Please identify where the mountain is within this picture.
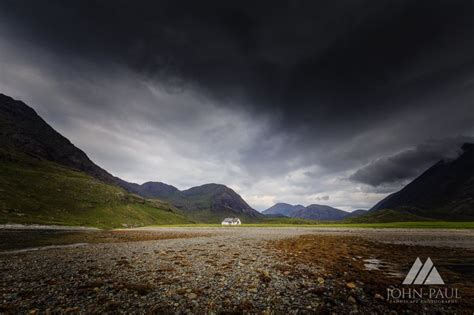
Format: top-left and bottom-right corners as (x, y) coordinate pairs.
(368, 143), (474, 221)
(344, 209), (368, 218)
(0, 159), (192, 228)
(181, 184), (257, 216)
(291, 204), (350, 221)
(263, 202), (366, 221)
(0, 94), (123, 186)
(124, 182), (263, 223)
(347, 209), (432, 223)
(125, 181), (180, 199)
(0, 93), (190, 227)
(0, 93), (261, 225)
(262, 203), (305, 216)
(1, 103), (195, 228)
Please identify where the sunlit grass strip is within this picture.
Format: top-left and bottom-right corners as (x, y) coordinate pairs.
(143, 221), (474, 229)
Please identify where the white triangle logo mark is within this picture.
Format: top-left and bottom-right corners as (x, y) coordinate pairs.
(424, 266), (445, 285)
(402, 257), (445, 285)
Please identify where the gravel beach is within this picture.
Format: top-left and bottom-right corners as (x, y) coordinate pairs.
(0, 227), (473, 314)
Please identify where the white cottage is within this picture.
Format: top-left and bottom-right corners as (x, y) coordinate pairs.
(221, 217), (241, 225)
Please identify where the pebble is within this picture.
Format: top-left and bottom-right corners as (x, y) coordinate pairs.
(374, 293), (384, 300)
(186, 293), (197, 300)
(346, 282), (357, 289)
(0, 227), (464, 314)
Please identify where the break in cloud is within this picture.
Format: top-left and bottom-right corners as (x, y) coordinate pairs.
(0, 1), (474, 210)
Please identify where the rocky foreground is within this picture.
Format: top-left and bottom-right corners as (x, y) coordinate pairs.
(0, 227), (473, 314)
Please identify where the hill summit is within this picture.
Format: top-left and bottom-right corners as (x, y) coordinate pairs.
(369, 143), (474, 220)
(263, 202), (366, 221)
(0, 93), (261, 224)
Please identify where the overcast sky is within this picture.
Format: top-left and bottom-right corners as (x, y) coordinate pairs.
(1, 1), (474, 211)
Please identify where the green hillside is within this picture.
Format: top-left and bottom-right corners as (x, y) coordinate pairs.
(344, 209), (433, 223)
(178, 208), (263, 224)
(127, 182), (264, 223)
(0, 154), (190, 228)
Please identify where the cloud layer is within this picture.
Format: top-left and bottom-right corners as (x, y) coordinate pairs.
(0, 1), (473, 210)
(350, 137), (474, 186)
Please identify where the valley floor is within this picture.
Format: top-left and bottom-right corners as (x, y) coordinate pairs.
(0, 227), (473, 314)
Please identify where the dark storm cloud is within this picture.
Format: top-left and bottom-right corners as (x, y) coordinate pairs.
(1, 0), (474, 129)
(349, 137), (474, 186)
(1, 0), (474, 209)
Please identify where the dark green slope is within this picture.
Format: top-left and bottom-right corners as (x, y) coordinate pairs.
(262, 203), (367, 221)
(179, 183), (263, 222)
(0, 93), (260, 225)
(125, 182), (264, 223)
(0, 93), (189, 227)
(0, 156), (190, 228)
(367, 143), (474, 221)
(291, 204), (350, 221)
(0, 93), (122, 186)
(346, 209), (433, 223)
(262, 203), (305, 216)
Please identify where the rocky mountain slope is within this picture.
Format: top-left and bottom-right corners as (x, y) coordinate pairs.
(344, 209), (368, 218)
(262, 203), (365, 221)
(291, 204), (351, 221)
(0, 93), (261, 225)
(122, 182), (263, 222)
(262, 203), (305, 216)
(123, 181), (180, 199)
(0, 94), (120, 185)
(369, 143), (474, 220)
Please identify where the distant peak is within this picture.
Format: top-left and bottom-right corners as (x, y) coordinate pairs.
(142, 181), (174, 187)
(182, 183), (234, 195)
(307, 203), (324, 207)
(199, 183), (227, 188)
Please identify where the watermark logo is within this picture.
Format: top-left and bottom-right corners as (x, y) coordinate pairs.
(387, 257), (460, 304)
(402, 257), (444, 285)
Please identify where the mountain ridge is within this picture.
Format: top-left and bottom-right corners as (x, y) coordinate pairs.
(262, 202), (367, 221)
(369, 143), (474, 220)
(126, 182), (262, 221)
(0, 93), (122, 186)
(0, 93), (262, 223)
(262, 203), (305, 216)
(293, 204), (351, 221)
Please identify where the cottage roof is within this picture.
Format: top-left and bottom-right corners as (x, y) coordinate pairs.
(222, 217), (240, 223)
